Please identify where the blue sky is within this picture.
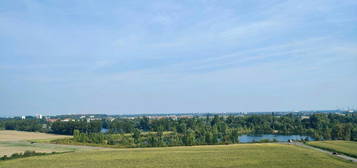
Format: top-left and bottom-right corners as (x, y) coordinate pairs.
(1, 0), (356, 116)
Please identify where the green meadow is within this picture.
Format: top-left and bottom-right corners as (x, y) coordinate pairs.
(0, 143), (355, 168)
(307, 141), (357, 158)
(0, 130), (101, 158)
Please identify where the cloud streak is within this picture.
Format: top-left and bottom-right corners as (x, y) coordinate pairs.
(0, 0), (356, 116)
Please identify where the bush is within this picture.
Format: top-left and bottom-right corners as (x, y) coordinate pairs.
(0, 151), (65, 161)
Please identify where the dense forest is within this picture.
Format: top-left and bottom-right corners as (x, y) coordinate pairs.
(1, 113), (357, 147)
(0, 118), (48, 132)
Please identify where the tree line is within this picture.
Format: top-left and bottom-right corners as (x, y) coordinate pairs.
(1, 113), (357, 147)
(0, 150), (67, 161)
(103, 113), (357, 141)
(66, 126), (240, 147)
(0, 118), (48, 132)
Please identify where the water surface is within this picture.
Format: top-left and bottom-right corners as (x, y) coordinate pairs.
(239, 134), (314, 143)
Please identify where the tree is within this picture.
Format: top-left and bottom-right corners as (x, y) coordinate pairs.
(132, 128), (141, 144)
(230, 128), (239, 143)
(139, 117), (150, 131)
(183, 129), (195, 146)
(205, 131), (213, 144)
(351, 127), (357, 141)
(73, 129), (80, 141)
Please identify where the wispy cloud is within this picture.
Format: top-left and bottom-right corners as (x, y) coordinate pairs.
(0, 0), (356, 115)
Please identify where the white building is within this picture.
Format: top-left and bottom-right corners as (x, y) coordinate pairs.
(36, 114), (43, 119)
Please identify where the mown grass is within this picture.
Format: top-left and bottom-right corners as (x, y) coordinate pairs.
(0, 130), (70, 141)
(307, 141), (357, 158)
(0, 143), (355, 168)
(0, 141), (80, 157)
(0, 130), (92, 157)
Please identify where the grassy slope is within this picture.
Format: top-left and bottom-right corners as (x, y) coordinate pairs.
(0, 141), (100, 157)
(0, 130), (87, 157)
(0, 130), (70, 141)
(307, 141), (357, 158)
(0, 141), (71, 156)
(0, 143), (355, 168)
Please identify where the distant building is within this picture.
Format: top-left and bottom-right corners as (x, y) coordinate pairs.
(178, 115), (193, 119)
(47, 118), (58, 122)
(169, 115), (178, 120)
(301, 116), (309, 120)
(36, 114), (43, 119)
(21, 116), (26, 120)
(62, 118), (73, 122)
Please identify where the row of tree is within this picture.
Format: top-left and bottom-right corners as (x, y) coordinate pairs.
(65, 113), (357, 147)
(102, 113), (357, 141)
(71, 126), (240, 147)
(1, 113), (357, 142)
(0, 150), (62, 161)
(0, 118), (48, 132)
(51, 120), (101, 135)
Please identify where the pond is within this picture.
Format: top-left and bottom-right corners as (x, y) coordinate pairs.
(239, 134), (314, 143)
(100, 128), (109, 133)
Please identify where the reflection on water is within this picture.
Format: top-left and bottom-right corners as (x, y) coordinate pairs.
(239, 134), (314, 143)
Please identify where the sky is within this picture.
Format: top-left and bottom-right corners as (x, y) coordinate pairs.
(0, 0), (357, 117)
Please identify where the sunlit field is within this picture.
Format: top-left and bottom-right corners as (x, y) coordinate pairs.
(307, 141), (357, 158)
(0, 130), (70, 141)
(0, 130), (84, 157)
(1, 143), (355, 168)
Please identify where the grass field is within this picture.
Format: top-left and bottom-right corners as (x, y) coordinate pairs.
(0, 130), (92, 157)
(307, 141), (357, 158)
(0, 143), (356, 168)
(0, 130), (70, 141)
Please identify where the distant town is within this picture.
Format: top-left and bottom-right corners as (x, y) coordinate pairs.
(4, 109), (356, 123)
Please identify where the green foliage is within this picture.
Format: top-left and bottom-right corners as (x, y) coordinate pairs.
(132, 128), (141, 144)
(0, 150), (66, 161)
(65, 113), (357, 148)
(2, 112), (357, 148)
(2, 119), (47, 132)
(252, 139), (278, 143)
(51, 120), (101, 135)
(0, 120), (5, 130)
